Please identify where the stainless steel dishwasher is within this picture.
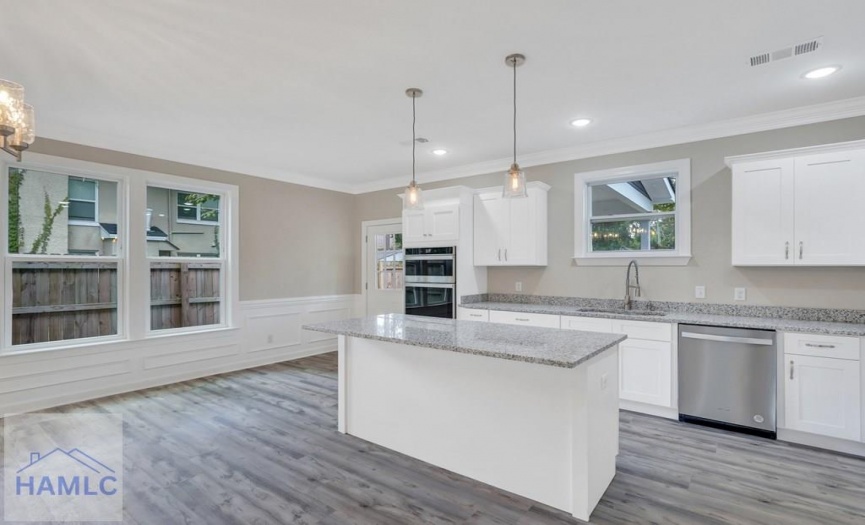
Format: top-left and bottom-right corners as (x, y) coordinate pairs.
(678, 324), (777, 438)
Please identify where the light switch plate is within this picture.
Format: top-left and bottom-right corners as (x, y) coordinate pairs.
(734, 287), (747, 301)
(695, 286), (706, 299)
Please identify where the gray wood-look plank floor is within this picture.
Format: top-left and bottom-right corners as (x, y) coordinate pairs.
(5, 352), (865, 524)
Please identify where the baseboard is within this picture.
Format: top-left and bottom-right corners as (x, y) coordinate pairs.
(619, 400), (678, 420)
(777, 428), (865, 457)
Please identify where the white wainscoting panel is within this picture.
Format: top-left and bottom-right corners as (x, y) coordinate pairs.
(0, 294), (358, 417)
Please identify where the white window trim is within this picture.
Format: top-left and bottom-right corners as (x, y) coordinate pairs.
(574, 158), (692, 266)
(0, 153), (239, 355)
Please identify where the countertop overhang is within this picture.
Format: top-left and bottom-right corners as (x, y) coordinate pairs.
(304, 314), (626, 368)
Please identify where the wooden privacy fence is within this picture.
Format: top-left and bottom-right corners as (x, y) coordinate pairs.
(150, 262), (221, 330)
(11, 261), (118, 345)
(10, 261), (221, 345)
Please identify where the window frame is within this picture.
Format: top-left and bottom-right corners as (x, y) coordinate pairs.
(147, 180), (230, 336)
(0, 153), (239, 355)
(67, 177), (100, 226)
(574, 158), (692, 266)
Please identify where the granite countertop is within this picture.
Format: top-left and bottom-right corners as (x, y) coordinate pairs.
(460, 301), (865, 336)
(303, 314), (626, 369)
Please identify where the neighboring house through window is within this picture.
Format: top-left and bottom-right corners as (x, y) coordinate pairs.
(177, 191), (219, 224)
(68, 177), (98, 223)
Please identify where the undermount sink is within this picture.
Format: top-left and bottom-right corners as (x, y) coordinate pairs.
(575, 308), (666, 317)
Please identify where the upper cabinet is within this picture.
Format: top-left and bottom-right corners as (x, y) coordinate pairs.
(403, 204), (460, 246)
(473, 182), (549, 266)
(728, 141), (865, 266)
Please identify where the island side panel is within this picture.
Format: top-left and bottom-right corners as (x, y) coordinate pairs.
(342, 336), (582, 513)
(338, 334), (347, 433)
(570, 346), (620, 521)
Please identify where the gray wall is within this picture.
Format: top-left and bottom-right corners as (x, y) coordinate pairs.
(355, 116), (865, 309)
(30, 138), (357, 301)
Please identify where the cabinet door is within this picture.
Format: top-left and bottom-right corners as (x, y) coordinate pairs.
(794, 150), (865, 265)
(618, 339), (673, 407)
(785, 354), (861, 440)
(504, 195), (535, 265)
(731, 159), (795, 265)
(403, 209), (426, 245)
(427, 205), (459, 243)
(473, 193), (507, 266)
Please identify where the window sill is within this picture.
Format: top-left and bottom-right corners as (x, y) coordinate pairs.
(68, 220), (100, 227)
(573, 254), (692, 266)
(176, 219), (219, 226)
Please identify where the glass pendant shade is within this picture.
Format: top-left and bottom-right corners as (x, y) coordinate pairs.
(502, 163), (527, 198)
(0, 79), (25, 132)
(9, 104), (35, 150)
(404, 180), (424, 210)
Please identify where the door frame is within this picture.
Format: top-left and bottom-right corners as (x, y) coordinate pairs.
(360, 218), (402, 316)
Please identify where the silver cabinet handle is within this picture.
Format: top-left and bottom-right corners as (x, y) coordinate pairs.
(790, 360), (794, 380)
(504, 248), (508, 261)
(805, 343), (836, 349)
(515, 317), (530, 322)
(497, 248), (501, 261)
(799, 241), (803, 259)
(470, 313), (482, 317)
(785, 241), (789, 260)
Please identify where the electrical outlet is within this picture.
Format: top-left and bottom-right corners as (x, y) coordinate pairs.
(600, 373), (608, 390)
(734, 287), (747, 301)
(515, 281), (522, 292)
(267, 334), (274, 344)
(695, 285), (706, 299)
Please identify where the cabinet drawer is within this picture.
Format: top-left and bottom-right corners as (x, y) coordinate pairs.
(561, 315), (613, 333)
(458, 308), (489, 322)
(610, 319), (672, 342)
(489, 310), (560, 329)
(784, 333), (860, 360)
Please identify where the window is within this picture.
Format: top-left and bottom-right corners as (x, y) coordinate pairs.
(2, 158), (238, 353)
(5, 167), (120, 346)
(574, 159), (691, 265)
(149, 186), (225, 331)
(374, 233), (403, 290)
(177, 191), (219, 223)
(68, 178), (98, 223)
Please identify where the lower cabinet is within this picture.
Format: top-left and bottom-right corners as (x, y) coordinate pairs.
(562, 316), (674, 411)
(784, 333), (861, 441)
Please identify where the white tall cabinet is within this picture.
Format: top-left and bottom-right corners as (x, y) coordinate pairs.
(728, 140), (865, 266)
(473, 182), (550, 266)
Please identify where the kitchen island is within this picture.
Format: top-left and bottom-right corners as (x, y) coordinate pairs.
(304, 314), (626, 521)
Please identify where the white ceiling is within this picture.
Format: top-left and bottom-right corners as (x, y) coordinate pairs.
(3, 1), (865, 193)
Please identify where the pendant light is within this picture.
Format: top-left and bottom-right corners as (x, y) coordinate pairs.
(403, 88), (424, 210)
(503, 53), (528, 198)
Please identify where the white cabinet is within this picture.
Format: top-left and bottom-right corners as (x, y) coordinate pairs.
(403, 204), (459, 247)
(784, 333), (861, 441)
(729, 142), (865, 266)
(560, 315), (613, 333)
(458, 307), (489, 322)
(488, 310), (560, 329)
(473, 182), (549, 266)
(611, 319), (673, 408)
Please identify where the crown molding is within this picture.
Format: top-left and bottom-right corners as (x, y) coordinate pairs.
(724, 138), (865, 167)
(37, 95), (865, 196)
(350, 95), (865, 194)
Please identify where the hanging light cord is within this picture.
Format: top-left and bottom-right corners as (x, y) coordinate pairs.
(412, 92), (417, 184)
(512, 57), (517, 165)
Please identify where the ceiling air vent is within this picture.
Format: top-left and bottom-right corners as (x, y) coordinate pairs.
(749, 36), (823, 67)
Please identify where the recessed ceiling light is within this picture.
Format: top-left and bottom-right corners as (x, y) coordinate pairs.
(570, 118), (592, 127)
(431, 149), (447, 156)
(803, 66), (841, 79)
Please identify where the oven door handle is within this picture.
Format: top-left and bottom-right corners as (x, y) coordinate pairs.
(406, 283), (454, 289)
